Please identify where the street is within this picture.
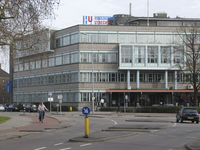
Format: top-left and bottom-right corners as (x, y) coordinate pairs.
(0, 111), (200, 150)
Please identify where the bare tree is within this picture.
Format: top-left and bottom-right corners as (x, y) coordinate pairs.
(0, 0), (59, 52)
(175, 22), (200, 106)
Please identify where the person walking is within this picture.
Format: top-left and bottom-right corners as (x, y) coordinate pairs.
(100, 98), (104, 107)
(38, 102), (49, 122)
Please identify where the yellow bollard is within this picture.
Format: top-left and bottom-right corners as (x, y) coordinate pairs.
(57, 107), (59, 113)
(70, 107), (72, 111)
(85, 117), (89, 138)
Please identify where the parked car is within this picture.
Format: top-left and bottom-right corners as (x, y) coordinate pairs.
(176, 107), (199, 124)
(164, 104), (175, 106)
(7, 105), (20, 112)
(0, 104), (5, 112)
(25, 104), (37, 112)
(2, 104), (9, 111)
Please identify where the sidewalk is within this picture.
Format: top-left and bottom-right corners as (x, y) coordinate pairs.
(0, 111), (199, 150)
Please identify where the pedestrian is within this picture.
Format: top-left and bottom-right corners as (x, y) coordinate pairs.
(104, 98), (107, 107)
(147, 98), (150, 106)
(100, 98), (104, 107)
(94, 100), (97, 111)
(38, 102), (48, 122)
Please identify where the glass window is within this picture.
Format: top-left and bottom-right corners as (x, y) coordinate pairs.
(99, 34), (108, 43)
(108, 34), (117, 43)
(80, 73), (88, 82)
(41, 76), (48, 85)
(63, 36), (70, 46)
(81, 53), (88, 62)
(148, 46), (158, 63)
(71, 34), (78, 44)
(134, 46), (145, 64)
(110, 73), (116, 82)
(108, 53), (117, 62)
(71, 53), (78, 63)
(36, 60), (41, 69)
(48, 75), (54, 84)
(55, 74), (61, 84)
(19, 63), (23, 71)
(130, 73), (135, 82)
(148, 73), (153, 82)
(173, 46), (183, 63)
(140, 73), (145, 82)
(82, 93), (88, 102)
(121, 46), (132, 63)
(30, 61), (35, 70)
(24, 62), (29, 71)
(55, 55), (62, 66)
(161, 46), (171, 64)
(70, 73), (78, 82)
(119, 73), (126, 82)
(42, 58), (48, 68)
(14, 64), (18, 72)
(49, 57), (55, 67)
(99, 53), (108, 62)
(63, 54), (70, 64)
(63, 73), (70, 83)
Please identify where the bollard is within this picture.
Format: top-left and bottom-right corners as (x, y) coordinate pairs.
(57, 107), (59, 113)
(70, 107), (72, 111)
(85, 116), (89, 138)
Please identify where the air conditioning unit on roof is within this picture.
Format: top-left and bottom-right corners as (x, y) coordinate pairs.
(187, 85), (193, 90)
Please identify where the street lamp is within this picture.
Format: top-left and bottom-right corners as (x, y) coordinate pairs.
(82, 33), (94, 114)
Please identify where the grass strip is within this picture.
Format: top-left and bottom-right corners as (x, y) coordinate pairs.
(0, 116), (11, 124)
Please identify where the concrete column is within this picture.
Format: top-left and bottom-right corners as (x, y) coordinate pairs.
(174, 70), (177, 90)
(127, 70), (131, 90)
(137, 70), (140, 89)
(165, 70), (168, 89)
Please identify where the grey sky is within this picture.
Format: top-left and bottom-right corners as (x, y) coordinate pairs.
(1, 0), (200, 73)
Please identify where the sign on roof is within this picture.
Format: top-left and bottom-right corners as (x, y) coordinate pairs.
(83, 16), (115, 25)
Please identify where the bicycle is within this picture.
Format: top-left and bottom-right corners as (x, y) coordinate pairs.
(39, 110), (44, 123)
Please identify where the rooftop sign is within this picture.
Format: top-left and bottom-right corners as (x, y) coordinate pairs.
(83, 16), (115, 25)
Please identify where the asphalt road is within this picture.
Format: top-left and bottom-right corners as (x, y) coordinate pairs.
(0, 113), (200, 150)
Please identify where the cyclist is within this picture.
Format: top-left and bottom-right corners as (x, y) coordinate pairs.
(38, 102), (49, 122)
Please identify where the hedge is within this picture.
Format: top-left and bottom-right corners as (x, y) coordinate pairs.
(99, 106), (200, 113)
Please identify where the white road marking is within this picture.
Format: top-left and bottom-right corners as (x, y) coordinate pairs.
(173, 123), (176, 127)
(80, 143), (92, 147)
(59, 148), (71, 150)
(106, 118), (117, 125)
(150, 130), (158, 132)
(54, 143), (63, 146)
(34, 147), (46, 150)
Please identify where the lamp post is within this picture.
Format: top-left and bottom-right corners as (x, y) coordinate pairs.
(82, 33), (94, 114)
(91, 34), (94, 114)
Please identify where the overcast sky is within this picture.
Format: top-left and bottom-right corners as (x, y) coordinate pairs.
(1, 0), (200, 73)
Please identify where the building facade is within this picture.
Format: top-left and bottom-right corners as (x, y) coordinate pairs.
(0, 64), (9, 104)
(12, 13), (200, 110)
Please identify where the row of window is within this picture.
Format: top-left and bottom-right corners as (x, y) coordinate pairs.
(120, 45), (183, 67)
(13, 71), (197, 88)
(14, 52), (118, 72)
(13, 92), (109, 103)
(55, 31), (200, 48)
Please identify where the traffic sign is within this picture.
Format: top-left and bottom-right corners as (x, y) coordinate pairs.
(82, 107), (90, 116)
(92, 97), (95, 100)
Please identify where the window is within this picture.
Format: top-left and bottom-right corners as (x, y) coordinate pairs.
(63, 54), (70, 64)
(63, 36), (70, 46)
(130, 73), (135, 82)
(109, 73), (117, 82)
(63, 73), (70, 83)
(173, 46), (183, 63)
(81, 53), (88, 62)
(80, 73), (88, 82)
(148, 46), (158, 63)
(119, 73), (126, 82)
(48, 75), (54, 84)
(135, 46), (145, 64)
(55, 55), (62, 66)
(49, 57), (55, 67)
(161, 46), (171, 63)
(24, 62), (29, 71)
(140, 73), (145, 82)
(42, 58), (48, 68)
(121, 46), (132, 63)
(148, 73), (153, 82)
(71, 53), (78, 63)
(36, 60), (41, 69)
(55, 74), (62, 84)
(30, 61), (35, 70)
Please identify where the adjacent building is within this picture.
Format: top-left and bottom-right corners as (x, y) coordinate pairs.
(0, 64), (9, 104)
(12, 12), (200, 110)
